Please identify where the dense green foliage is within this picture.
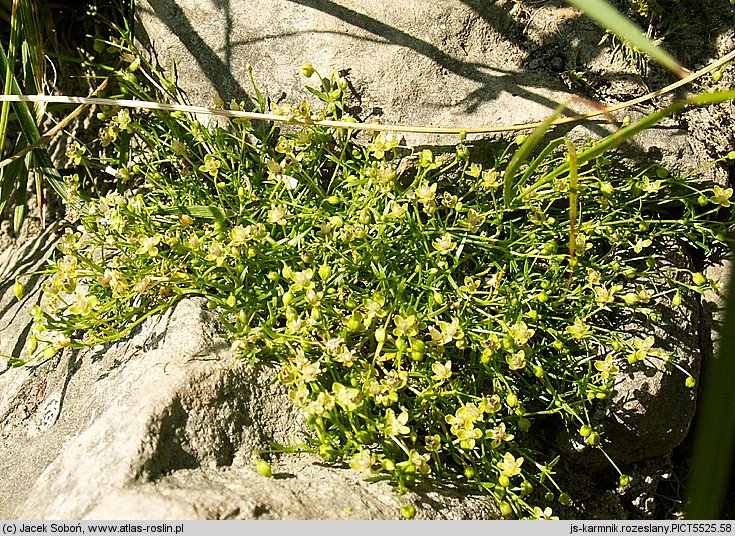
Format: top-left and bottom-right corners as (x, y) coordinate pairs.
(8, 31), (733, 519)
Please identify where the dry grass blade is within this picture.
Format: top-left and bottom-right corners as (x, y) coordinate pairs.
(0, 47), (731, 138)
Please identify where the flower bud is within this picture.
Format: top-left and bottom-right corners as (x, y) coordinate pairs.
(13, 282), (24, 301)
(692, 272), (707, 286)
(255, 459), (273, 478)
(374, 327), (387, 343)
(301, 63), (316, 77)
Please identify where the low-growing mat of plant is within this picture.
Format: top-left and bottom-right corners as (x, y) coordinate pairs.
(7, 33), (735, 520)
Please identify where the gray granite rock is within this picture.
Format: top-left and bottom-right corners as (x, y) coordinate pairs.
(0, 283), (497, 520)
(134, 0), (694, 158)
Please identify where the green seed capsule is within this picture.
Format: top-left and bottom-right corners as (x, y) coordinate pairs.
(255, 459), (273, 478)
(375, 327), (387, 343)
(347, 314), (362, 332)
(13, 282), (24, 301)
(692, 272), (707, 286)
(27, 335), (37, 355)
(401, 505), (416, 520)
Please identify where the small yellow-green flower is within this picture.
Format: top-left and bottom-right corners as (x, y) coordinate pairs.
(433, 233), (456, 255)
(137, 234), (161, 257)
(367, 132), (399, 160)
(68, 290), (98, 317)
(431, 360), (452, 382)
(711, 185), (733, 207)
(349, 450), (375, 475)
(113, 109), (132, 131)
(632, 238), (652, 253)
(532, 506), (559, 520)
(594, 355), (619, 380)
(480, 170), (501, 189)
(65, 142), (87, 165)
(384, 409), (410, 436)
(268, 204), (289, 226)
(393, 314), (419, 338)
(627, 335), (655, 363)
(480, 394), (502, 414)
(291, 268), (315, 292)
(508, 320), (535, 347)
(333, 382), (361, 411)
(416, 182), (437, 204)
(199, 154), (222, 177)
(466, 162), (482, 178)
(506, 349), (527, 371)
(497, 452), (524, 477)
(486, 422), (515, 448)
(566, 317), (590, 339)
(409, 449), (431, 474)
(425, 434), (442, 452)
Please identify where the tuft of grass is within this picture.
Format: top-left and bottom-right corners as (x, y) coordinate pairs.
(0, 0), (50, 233)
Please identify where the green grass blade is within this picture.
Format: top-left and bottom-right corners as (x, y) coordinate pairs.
(13, 186), (26, 234)
(520, 137), (565, 186)
(563, 139), (578, 290)
(523, 88), (735, 199)
(0, 0), (20, 161)
(565, 0), (686, 78)
(0, 40), (71, 208)
(20, 0), (45, 100)
(155, 205), (235, 220)
(685, 254), (735, 519)
(503, 103), (566, 206)
(0, 137), (27, 215)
